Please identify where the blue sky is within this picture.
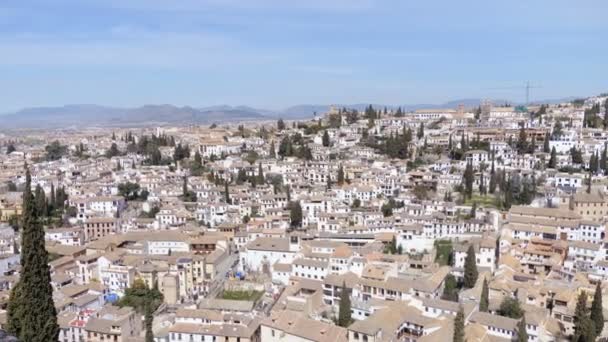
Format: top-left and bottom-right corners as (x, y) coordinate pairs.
(1, 0), (607, 112)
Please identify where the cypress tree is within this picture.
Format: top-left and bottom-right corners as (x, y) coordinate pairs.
(7, 170), (59, 341)
(224, 181), (231, 204)
(34, 184), (46, 217)
(269, 140), (276, 158)
(517, 316), (528, 342)
(604, 99), (608, 129)
(453, 307), (465, 342)
(548, 147), (557, 169)
(289, 201), (302, 228)
(591, 282), (604, 335)
(337, 165), (345, 185)
(573, 291), (596, 342)
(322, 130), (330, 147)
(479, 278), (489, 312)
(338, 282), (352, 327)
(463, 161), (474, 200)
(50, 183), (56, 212)
(257, 163), (265, 184)
(145, 301), (154, 342)
(516, 127), (528, 155)
(543, 132), (550, 153)
(417, 122), (424, 139)
(463, 245), (478, 288)
(601, 144), (607, 175)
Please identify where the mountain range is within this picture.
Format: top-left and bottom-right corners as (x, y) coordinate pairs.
(0, 97), (578, 129)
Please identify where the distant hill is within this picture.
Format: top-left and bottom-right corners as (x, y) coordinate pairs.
(0, 104), (269, 129)
(0, 97), (581, 129)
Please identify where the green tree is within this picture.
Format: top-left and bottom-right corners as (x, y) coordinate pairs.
(257, 163), (265, 184)
(463, 161), (474, 200)
(548, 147), (557, 169)
(517, 316), (528, 342)
(417, 122), (425, 140)
(463, 245), (478, 288)
(499, 297), (524, 319)
(337, 165), (345, 185)
(106, 142), (120, 158)
(543, 132), (550, 153)
(289, 201), (302, 228)
(442, 274), (459, 302)
(453, 307), (465, 342)
(6, 143), (16, 154)
(574, 291), (596, 342)
(322, 130), (330, 147)
(224, 181), (231, 204)
(337, 282), (352, 327)
(190, 151), (203, 176)
(516, 127), (528, 155)
(381, 202), (393, 217)
(145, 301), (154, 342)
(591, 283), (604, 336)
(604, 99), (608, 129)
(6, 170), (59, 341)
(118, 278), (164, 313)
(479, 278), (489, 312)
(44, 140), (68, 161)
(277, 118), (286, 131)
(489, 168), (497, 194)
(269, 140), (276, 158)
(118, 182), (142, 201)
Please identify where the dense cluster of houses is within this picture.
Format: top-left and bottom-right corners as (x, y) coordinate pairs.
(0, 95), (607, 341)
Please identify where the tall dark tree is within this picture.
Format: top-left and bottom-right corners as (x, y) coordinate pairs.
(417, 122), (425, 140)
(480, 277), (489, 312)
(453, 307), (465, 342)
(190, 151), (203, 176)
(478, 172), (486, 195)
(338, 282), (352, 327)
(34, 184), (47, 217)
(543, 132), (550, 153)
(489, 155), (497, 194)
(442, 274), (459, 302)
(573, 291), (596, 342)
(6, 143), (16, 154)
(337, 165), (345, 185)
(591, 282), (604, 335)
(277, 118), (286, 131)
(224, 180), (231, 204)
(145, 301), (154, 342)
(289, 201), (302, 228)
(322, 130), (330, 147)
(463, 161), (474, 200)
(106, 142), (120, 158)
(269, 140), (276, 158)
(601, 144), (607, 174)
(7, 170), (59, 341)
(257, 163), (265, 184)
(604, 99), (608, 129)
(548, 147), (557, 169)
(463, 245), (478, 288)
(516, 127), (528, 155)
(517, 316), (528, 342)
(49, 183), (56, 213)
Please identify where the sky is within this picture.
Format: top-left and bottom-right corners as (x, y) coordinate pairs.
(1, 0), (607, 112)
